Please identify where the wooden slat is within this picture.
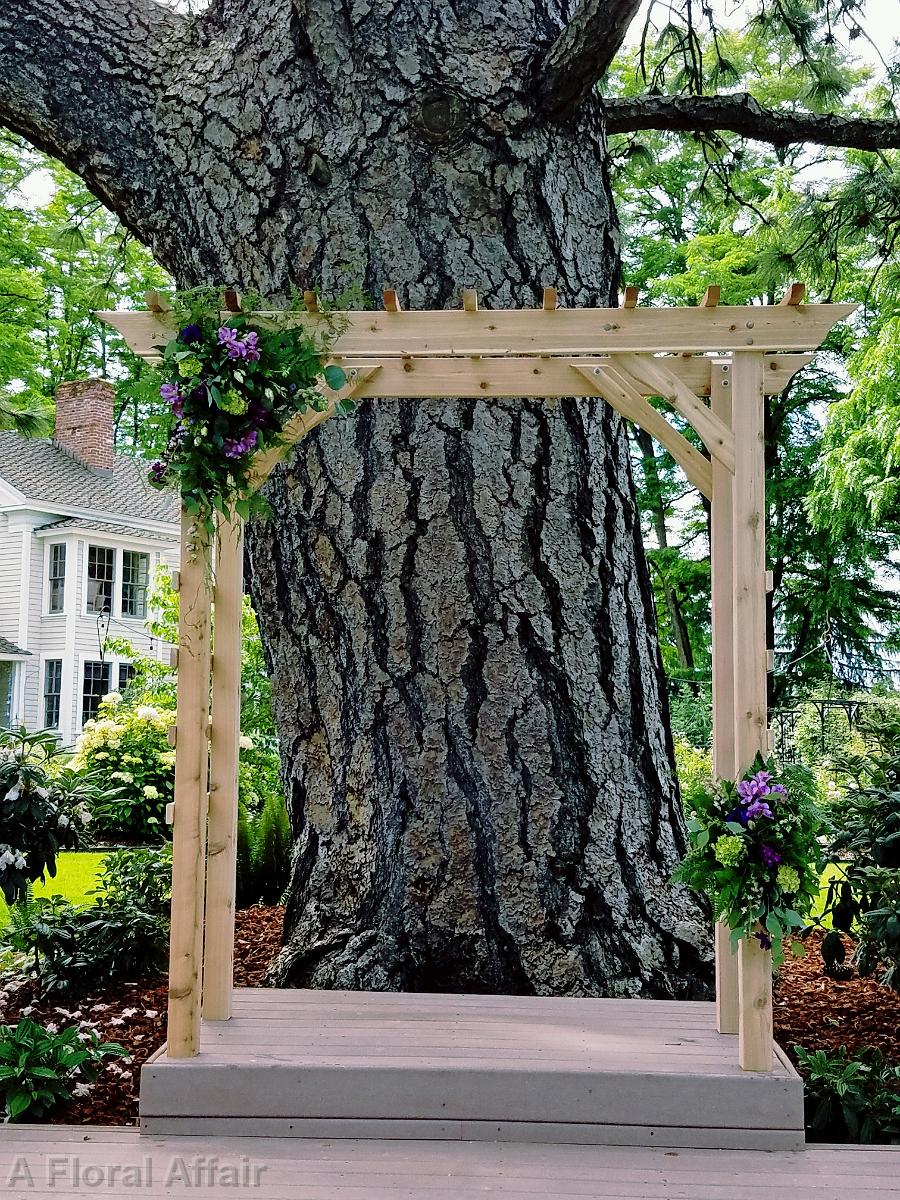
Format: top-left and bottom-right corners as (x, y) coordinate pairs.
(203, 513), (244, 1021)
(574, 363), (713, 498)
(622, 286), (639, 309)
(780, 282), (806, 306)
(383, 288), (400, 311)
(700, 286), (721, 308)
(462, 288), (479, 312)
(166, 510), (212, 1058)
(613, 353), (735, 472)
(96, 304), (856, 359)
(542, 286), (558, 310)
(710, 357), (739, 1036)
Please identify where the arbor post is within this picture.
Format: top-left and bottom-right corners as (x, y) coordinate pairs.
(203, 514), (244, 1021)
(710, 357), (739, 1034)
(730, 353), (773, 1072)
(167, 510), (213, 1058)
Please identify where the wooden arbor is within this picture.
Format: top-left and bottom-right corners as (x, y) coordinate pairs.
(99, 289), (853, 1072)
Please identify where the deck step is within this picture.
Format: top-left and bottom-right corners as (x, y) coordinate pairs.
(139, 991), (805, 1150)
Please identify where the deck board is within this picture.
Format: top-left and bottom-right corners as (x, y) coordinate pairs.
(139, 991), (805, 1148)
(1, 1128), (898, 1197)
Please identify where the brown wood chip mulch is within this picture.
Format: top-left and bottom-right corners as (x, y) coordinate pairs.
(0, 904), (284, 1127)
(2, 915), (898, 1127)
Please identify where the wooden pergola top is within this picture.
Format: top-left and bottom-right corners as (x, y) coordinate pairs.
(98, 299), (855, 361)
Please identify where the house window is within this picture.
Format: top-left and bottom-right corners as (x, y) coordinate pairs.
(44, 660), (63, 728)
(121, 551), (150, 618)
(118, 662), (135, 693)
(0, 662), (15, 729)
(86, 546), (115, 614)
(81, 661), (111, 725)
(48, 544), (67, 614)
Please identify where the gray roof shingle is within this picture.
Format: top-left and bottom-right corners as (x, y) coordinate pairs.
(0, 433), (178, 526)
(0, 636), (29, 657)
(38, 518), (179, 543)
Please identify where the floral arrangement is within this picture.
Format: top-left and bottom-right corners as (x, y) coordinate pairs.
(147, 289), (347, 535)
(674, 754), (823, 963)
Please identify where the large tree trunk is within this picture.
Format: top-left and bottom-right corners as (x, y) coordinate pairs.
(1, 0), (711, 997)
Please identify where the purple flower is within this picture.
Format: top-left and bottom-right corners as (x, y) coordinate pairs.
(218, 326), (244, 359)
(160, 383), (181, 403)
(223, 429), (259, 458)
(149, 461), (168, 485)
(180, 324), (203, 344)
(759, 844), (782, 867)
(243, 331), (261, 362)
(248, 400), (272, 427)
(754, 929), (773, 951)
(745, 800), (773, 821)
(725, 806), (749, 827)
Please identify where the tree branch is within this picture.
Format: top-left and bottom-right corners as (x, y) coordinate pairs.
(538, 0), (643, 119)
(0, 0), (187, 235)
(604, 93), (900, 152)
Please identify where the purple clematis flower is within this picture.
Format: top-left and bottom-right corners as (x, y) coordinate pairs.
(160, 383), (181, 403)
(180, 324), (203, 344)
(745, 799), (773, 821)
(759, 844), (782, 867)
(243, 331), (261, 362)
(149, 461), (168, 484)
(223, 429), (259, 458)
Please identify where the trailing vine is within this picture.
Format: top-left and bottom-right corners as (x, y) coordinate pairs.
(148, 288), (349, 539)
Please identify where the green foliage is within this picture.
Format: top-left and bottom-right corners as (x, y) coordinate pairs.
(236, 789), (292, 908)
(149, 290), (348, 536)
(0, 1017), (126, 1122)
(675, 757), (824, 962)
(0, 727), (100, 904)
(668, 685), (712, 749)
(91, 846), (171, 919)
(673, 736), (712, 814)
(795, 1046), (900, 1144)
(826, 705), (900, 989)
(70, 698), (175, 842)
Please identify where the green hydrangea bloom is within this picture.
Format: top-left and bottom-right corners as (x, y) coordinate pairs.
(178, 355), (203, 378)
(776, 864), (801, 894)
(219, 389), (249, 415)
(713, 834), (745, 867)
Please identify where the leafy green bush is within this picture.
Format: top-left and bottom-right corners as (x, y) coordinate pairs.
(673, 736), (712, 814)
(0, 727), (100, 904)
(0, 1017), (127, 1122)
(91, 845), (172, 918)
(71, 700), (176, 842)
(1, 893), (168, 998)
(236, 789), (292, 907)
(825, 705), (900, 989)
(796, 1046), (900, 1144)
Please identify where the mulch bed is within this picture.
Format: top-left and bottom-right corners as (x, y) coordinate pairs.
(774, 929), (900, 1067)
(0, 905), (283, 1126)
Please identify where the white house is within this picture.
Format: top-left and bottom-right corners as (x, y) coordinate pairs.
(0, 379), (179, 744)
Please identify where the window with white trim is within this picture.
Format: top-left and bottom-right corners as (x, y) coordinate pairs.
(81, 661), (111, 725)
(86, 546), (115, 615)
(44, 659), (63, 728)
(121, 551), (150, 618)
(48, 544), (66, 614)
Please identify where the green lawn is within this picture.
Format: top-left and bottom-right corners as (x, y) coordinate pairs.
(0, 851), (106, 925)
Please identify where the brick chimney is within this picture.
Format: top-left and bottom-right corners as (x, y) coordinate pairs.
(53, 379), (115, 473)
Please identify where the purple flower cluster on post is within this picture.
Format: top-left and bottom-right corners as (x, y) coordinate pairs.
(727, 769), (786, 828)
(160, 382), (185, 419)
(218, 326), (261, 362)
(223, 429), (259, 458)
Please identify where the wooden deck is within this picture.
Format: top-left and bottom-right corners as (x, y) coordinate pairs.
(140, 990), (804, 1150)
(2, 1125), (899, 1197)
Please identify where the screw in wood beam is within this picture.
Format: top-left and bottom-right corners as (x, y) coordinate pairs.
(303, 290), (320, 313)
(542, 287), (558, 311)
(622, 286), (639, 309)
(779, 282), (806, 307)
(462, 288), (479, 312)
(701, 286), (721, 308)
(383, 288), (400, 312)
(223, 289), (242, 313)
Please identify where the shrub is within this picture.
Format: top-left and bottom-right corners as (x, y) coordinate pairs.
(674, 736), (712, 815)
(1, 893), (168, 998)
(0, 1017), (127, 1122)
(0, 727), (98, 904)
(236, 789), (292, 907)
(796, 1046), (900, 1144)
(92, 845), (172, 918)
(71, 700), (176, 842)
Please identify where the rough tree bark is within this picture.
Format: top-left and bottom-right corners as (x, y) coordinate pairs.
(2, 0), (715, 997)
